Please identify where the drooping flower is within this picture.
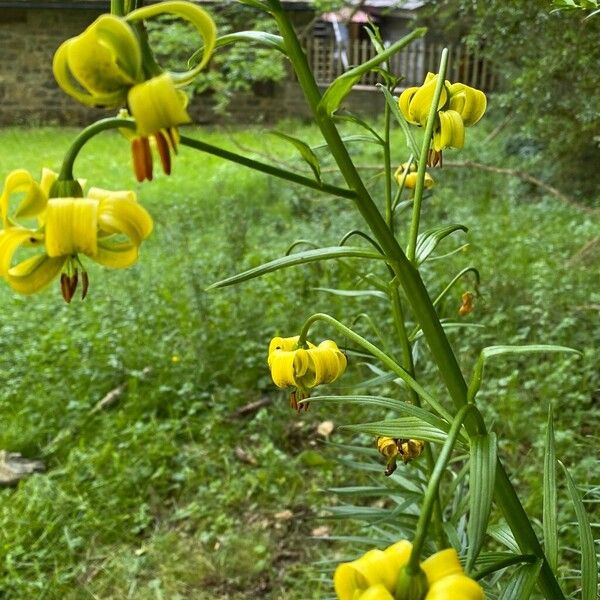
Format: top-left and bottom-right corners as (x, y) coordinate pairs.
(399, 73), (487, 163)
(377, 436), (425, 476)
(122, 74), (190, 182)
(268, 335), (347, 410)
(394, 163), (434, 191)
(0, 169), (153, 301)
(52, 14), (143, 108)
(458, 291), (476, 316)
(334, 541), (485, 600)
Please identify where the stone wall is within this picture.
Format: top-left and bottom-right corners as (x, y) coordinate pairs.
(0, 7), (382, 127)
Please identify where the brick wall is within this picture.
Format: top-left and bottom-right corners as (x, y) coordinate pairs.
(0, 7), (382, 127)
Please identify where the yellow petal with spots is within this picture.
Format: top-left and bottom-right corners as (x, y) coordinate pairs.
(408, 76), (448, 127)
(0, 228), (43, 275)
(269, 336), (300, 356)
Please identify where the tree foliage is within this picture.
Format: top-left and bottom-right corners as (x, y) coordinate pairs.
(147, 4), (286, 113)
(424, 0), (600, 202)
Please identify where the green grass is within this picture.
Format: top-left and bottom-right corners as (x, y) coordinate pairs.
(0, 121), (597, 599)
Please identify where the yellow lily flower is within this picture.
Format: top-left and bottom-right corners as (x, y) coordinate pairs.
(394, 163), (434, 190)
(53, 14), (143, 108)
(399, 73), (487, 155)
(268, 335), (347, 410)
(0, 169), (153, 301)
(123, 75), (189, 182)
(334, 542), (485, 600)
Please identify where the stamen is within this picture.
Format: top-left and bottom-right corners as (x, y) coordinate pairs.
(81, 271), (89, 300)
(155, 131), (172, 175)
(60, 272), (72, 303)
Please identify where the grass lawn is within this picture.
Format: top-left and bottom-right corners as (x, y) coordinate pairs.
(0, 122), (597, 599)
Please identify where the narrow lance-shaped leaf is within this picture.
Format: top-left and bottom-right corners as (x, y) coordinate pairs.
(379, 85), (420, 157)
(467, 345), (581, 403)
(207, 246), (385, 289)
(270, 131), (322, 183)
(498, 561), (543, 600)
(560, 461), (598, 600)
(543, 405), (558, 574)
(342, 416), (450, 445)
(313, 287), (388, 300)
(318, 28), (426, 116)
(415, 223), (468, 265)
(467, 432), (497, 571)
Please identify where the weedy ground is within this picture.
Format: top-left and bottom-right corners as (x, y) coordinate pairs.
(0, 121), (597, 599)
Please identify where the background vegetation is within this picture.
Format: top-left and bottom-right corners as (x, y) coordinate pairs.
(0, 119), (597, 598)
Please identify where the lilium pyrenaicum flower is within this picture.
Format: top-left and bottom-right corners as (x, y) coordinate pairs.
(268, 335), (347, 410)
(394, 163), (434, 191)
(399, 73), (487, 164)
(0, 169), (153, 301)
(334, 541), (485, 600)
(52, 14), (143, 108)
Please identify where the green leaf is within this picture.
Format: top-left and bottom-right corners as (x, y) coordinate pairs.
(270, 131), (322, 183)
(488, 522), (520, 553)
(313, 287), (388, 300)
(318, 28), (426, 116)
(332, 113), (384, 143)
(473, 553), (538, 580)
(215, 31), (285, 53)
(415, 224), (468, 265)
(236, 0), (271, 12)
(498, 561), (543, 600)
(560, 461), (598, 600)
(207, 246), (385, 289)
(342, 417), (449, 444)
(379, 85), (420, 157)
(543, 405), (558, 574)
(312, 135), (383, 149)
(467, 432), (497, 571)
(307, 395), (454, 436)
(432, 266), (480, 310)
(468, 345), (581, 403)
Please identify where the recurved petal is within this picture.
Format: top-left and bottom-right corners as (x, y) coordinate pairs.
(94, 240), (140, 268)
(127, 73), (191, 137)
(6, 254), (65, 294)
(408, 76), (448, 126)
(269, 336), (300, 356)
(311, 341), (347, 385)
(52, 40), (128, 108)
(0, 227), (42, 275)
(0, 169), (47, 226)
(358, 583), (395, 600)
(449, 84), (487, 127)
(398, 87), (420, 124)
(45, 198), (99, 258)
(334, 561), (370, 600)
(383, 540), (412, 573)
(433, 110), (465, 151)
(268, 350), (300, 388)
(67, 14), (141, 94)
(425, 574), (485, 600)
(421, 548), (463, 585)
(96, 194), (154, 244)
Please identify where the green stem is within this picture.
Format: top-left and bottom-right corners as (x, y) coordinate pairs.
(59, 117), (136, 181)
(407, 404), (484, 573)
(179, 135), (356, 201)
(110, 0), (125, 16)
(383, 96), (393, 231)
(390, 285), (446, 549)
(406, 48), (448, 264)
(270, 4), (565, 597)
(297, 313), (452, 422)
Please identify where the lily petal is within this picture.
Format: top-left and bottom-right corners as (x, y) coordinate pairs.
(425, 574), (485, 600)
(6, 255), (65, 294)
(359, 584), (395, 600)
(433, 110), (465, 151)
(421, 548), (463, 584)
(94, 240), (140, 268)
(448, 83), (487, 127)
(0, 228), (43, 275)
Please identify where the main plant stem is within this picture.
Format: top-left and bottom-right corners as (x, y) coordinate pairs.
(269, 2), (564, 597)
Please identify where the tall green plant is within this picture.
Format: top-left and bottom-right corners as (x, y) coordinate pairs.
(0, 1), (596, 598)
